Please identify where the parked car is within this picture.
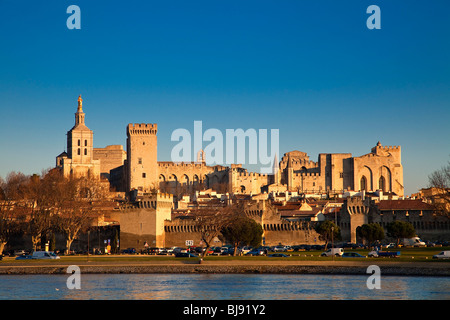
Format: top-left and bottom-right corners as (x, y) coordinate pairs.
(342, 252), (366, 258)
(321, 248), (344, 257)
(241, 246), (253, 254)
(143, 247), (160, 254)
(273, 245), (287, 252)
(31, 251), (60, 259)
(293, 245), (310, 251)
(245, 249), (265, 256)
(425, 241), (436, 247)
(121, 248), (137, 254)
(220, 247), (235, 255)
(433, 251), (450, 260)
(15, 254), (33, 260)
(402, 237), (426, 247)
(192, 247), (205, 254)
(268, 253), (289, 258)
(173, 247), (188, 254)
(175, 252), (198, 258)
(368, 250), (400, 258)
(14, 250), (27, 256)
(341, 243), (358, 249)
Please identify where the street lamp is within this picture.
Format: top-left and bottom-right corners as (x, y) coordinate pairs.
(87, 230), (90, 261)
(331, 226), (335, 261)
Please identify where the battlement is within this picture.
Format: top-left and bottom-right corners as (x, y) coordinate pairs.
(294, 172), (319, 177)
(380, 145), (401, 151)
(371, 142), (401, 154)
(282, 158), (316, 166)
(237, 171), (269, 178)
(157, 192), (174, 201)
(127, 123), (158, 136)
(119, 192), (173, 211)
(158, 161), (206, 169)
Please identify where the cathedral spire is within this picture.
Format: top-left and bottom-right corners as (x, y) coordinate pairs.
(75, 95), (85, 126)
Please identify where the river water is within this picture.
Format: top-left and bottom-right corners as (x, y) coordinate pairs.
(0, 274), (449, 300)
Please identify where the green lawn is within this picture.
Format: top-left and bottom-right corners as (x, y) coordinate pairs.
(3, 247), (449, 263)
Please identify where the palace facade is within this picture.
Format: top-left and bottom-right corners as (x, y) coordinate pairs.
(56, 96), (404, 199)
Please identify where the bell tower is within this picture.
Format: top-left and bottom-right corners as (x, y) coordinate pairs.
(67, 95), (94, 164)
(58, 95), (100, 178)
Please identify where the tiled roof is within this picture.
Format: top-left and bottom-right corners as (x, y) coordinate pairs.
(377, 199), (434, 211)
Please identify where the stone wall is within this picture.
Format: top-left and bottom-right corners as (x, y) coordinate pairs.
(93, 145), (126, 180)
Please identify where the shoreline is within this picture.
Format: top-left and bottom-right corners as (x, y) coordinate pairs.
(1, 259), (449, 276)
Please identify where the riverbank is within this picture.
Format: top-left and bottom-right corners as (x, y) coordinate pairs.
(1, 257), (449, 276)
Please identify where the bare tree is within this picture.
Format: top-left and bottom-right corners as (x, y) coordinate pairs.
(0, 172), (29, 254)
(428, 161), (450, 217)
(194, 205), (236, 258)
(55, 175), (108, 254)
(24, 171), (60, 251)
(0, 169), (109, 254)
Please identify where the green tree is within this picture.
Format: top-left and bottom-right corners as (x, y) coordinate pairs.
(221, 216), (263, 256)
(315, 220), (340, 249)
(386, 221), (415, 246)
(356, 223), (384, 247)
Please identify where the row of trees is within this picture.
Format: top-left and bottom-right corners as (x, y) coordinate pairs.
(312, 220), (417, 249)
(356, 221), (416, 246)
(0, 170), (108, 254)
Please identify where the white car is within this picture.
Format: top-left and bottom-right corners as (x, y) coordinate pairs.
(241, 246), (253, 254)
(32, 251), (60, 259)
(433, 251), (450, 259)
(273, 245), (287, 252)
(321, 248), (343, 257)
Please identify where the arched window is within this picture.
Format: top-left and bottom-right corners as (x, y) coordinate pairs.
(379, 176), (386, 192)
(360, 176), (367, 191)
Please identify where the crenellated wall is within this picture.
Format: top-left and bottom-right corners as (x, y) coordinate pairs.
(112, 193), (172, 249)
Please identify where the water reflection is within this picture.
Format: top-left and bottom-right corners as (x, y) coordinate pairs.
(0, 274), (449, 300)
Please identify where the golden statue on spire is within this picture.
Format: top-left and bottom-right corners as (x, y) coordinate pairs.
(77, 95), (83, 112)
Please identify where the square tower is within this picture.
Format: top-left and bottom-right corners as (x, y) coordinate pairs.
(126, 123), (158, 193)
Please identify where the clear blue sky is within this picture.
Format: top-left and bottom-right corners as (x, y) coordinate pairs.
(0, 0), (449, 196)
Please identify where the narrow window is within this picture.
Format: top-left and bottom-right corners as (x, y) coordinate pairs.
(360, 176), (367, 191)
(84, 149), (87, 155)
(379, 176), (386, 192)
(77, 139), (80, 146)
(77, 148), (80, 155)
(85, 140), (87, 146)
(138, 158), (142, 164)
(142, 173), (146, 178)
